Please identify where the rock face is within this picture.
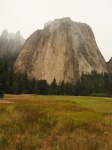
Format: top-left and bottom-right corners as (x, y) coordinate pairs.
(14, 17), (108, 84)
(107, 57), (112, 73)
(44, 21), (53, 28)
(0, 30), (25, 57)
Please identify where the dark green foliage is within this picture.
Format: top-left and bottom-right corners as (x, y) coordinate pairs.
(0, 54), (112, 96)
(74, 71), (112, 96)
(74, 71), (105, 96)
(90, 93), (107, 97)
(50, 78), (58, 95)
(0, 83), (4, 98)
(60, 81), (65, 95)
(37, 80), (49, 95)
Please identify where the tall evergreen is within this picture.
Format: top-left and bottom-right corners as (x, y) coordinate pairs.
(50, 78), (58, 95)
(0, 84), (4, 98)
(0, 74), (4, 98)
(60, 81), (65, 95)
(38, 80), (49, 95)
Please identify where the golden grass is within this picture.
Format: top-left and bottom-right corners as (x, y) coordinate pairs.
(0, 94), (112, 150)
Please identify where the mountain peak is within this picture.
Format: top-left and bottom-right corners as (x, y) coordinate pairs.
(44, 17), (72, 28)
(0, 30), (25, 58)
(16, 30), (20, 36)
(1, 29), (8, 39)
(55, 17), (72, 22)
(14, 18), (108, 84)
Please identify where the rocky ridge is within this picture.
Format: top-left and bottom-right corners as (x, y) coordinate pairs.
(0, 30), (25, 57)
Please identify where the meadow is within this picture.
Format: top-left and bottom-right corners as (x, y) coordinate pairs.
(0, 94), (112, 150)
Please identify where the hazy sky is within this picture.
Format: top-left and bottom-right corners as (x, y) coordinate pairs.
(0, 0), (112, 61)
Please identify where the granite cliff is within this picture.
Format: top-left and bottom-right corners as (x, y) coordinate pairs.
(107, 57), (112, 73)
(0, 30), (25, 57)
(14, 18), (108, 84)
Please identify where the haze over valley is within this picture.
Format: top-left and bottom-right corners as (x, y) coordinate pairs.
(0, 0), (112, 61)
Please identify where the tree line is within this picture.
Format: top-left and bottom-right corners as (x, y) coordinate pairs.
(0, 55), (112, 97)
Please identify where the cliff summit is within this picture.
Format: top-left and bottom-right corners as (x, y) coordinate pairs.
(14, 18), (108, 83)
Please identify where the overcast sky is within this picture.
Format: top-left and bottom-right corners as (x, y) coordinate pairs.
(0, 0), (112, 61)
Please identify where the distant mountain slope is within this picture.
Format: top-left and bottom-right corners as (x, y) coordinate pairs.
(0, 29), (25, 58)
(14, 17), (108, 84)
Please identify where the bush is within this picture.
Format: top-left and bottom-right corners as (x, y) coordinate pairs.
(0, 92), (4, 98)
(0, 89), (4, 98)
(91, 93), (107, 97)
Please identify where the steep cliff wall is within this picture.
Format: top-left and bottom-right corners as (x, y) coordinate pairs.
(14, 18), (107, 84)
(107, 57), (112, 73)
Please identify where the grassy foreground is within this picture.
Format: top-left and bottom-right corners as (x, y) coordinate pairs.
(0, 95), (112, 150)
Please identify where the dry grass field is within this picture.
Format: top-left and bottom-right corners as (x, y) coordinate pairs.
(0, 94), (112, 150)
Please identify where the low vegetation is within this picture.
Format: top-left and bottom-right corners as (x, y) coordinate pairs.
(0, 94), (112, 150)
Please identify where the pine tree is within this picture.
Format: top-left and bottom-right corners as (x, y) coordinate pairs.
(0, 84), (4, 98)
(34, 81), (39, 94)
(50, 78), (57, 95)
(0, 77), (4, 98)
(75, 81), (82, 96)
(0, 61), (4, 98)
(60, 81), (65, 95)
(38, 80), (49, 95)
